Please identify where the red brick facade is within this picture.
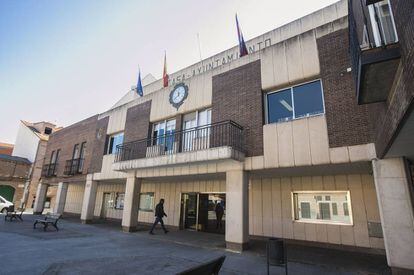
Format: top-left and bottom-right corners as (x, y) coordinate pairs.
(124, 101), (152, 143)
(42, 115), (99, 184)
(212, 60), (263, 156)
(317, 29), (376, 148)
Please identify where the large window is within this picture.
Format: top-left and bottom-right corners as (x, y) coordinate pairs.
(292, 191), (352, 225)
(152, 119), (176, 151)
(139, 193), (155, 212)
(266, 80), (324, 123)
(105, 132), (124, 155)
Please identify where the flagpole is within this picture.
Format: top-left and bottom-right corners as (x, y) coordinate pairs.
(197, 33), (202, 61)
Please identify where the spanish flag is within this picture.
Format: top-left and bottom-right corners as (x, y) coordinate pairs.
(163, 52), (168, 87)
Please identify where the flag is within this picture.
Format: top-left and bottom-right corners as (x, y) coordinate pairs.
(236, 14), (248, 57)
(136, 69), (143, 97)
(163, 51), (168, 87)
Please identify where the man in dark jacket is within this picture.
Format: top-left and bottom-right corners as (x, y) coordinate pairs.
(149, 199), (169, 234)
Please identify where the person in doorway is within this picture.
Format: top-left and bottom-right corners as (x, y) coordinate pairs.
(149, 199), (169, 235)
(215, 202), (224, 229)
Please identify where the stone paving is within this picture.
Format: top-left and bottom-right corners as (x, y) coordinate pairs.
(0, 214), (390, 274)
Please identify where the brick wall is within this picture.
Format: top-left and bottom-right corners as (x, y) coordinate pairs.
(317, 29), (375, 148)
(42, 115), (99, 184)
(371, 0), (414, 158)
(124, 101), (152, 143)
(212, 60), (263, 156)
(89, 117), (109, 173)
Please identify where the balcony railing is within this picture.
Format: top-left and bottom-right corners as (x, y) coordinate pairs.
(64, 158), (84, 175)
(348, 0), (401, 104)
(115, 120), (243, 162)
(41, 163), (58, 177)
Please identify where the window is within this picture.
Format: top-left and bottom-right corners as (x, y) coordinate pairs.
(368, 0), (398, 47)
(343, 202), (349, 216)
(293, 191), (352, 225)
(105, 132), (124, 155)
(115, 193), (125, 210)
(50, 149), (60, 164)
(152, 119), (176, 150)
(300, 202), (311, 219)
(332, 203), (338, 215)
(72, 144), (80, 159)
(139, 193), (154, 211)
(266, 80), (324, 124)
(44, 127), (52, 135)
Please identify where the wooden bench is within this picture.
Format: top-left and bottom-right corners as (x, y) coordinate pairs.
(177, 256), (226, 275)
(4, 205), (25, 222)
(33, 213), (61, 231)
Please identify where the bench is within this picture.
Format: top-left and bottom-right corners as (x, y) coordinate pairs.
(4, 205), (25, 222)
(33, 213), (62, 231)
(177, 255), (226, 275)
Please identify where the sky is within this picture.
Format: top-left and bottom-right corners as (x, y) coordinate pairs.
(0, 0), (338, 144)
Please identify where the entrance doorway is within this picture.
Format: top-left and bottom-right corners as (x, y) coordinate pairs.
(0, 185), (15, 202)
(100, 193), (111, 219)
(180, 192), (225, 234)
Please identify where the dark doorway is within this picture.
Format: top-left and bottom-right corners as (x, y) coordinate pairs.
(180, 192), (225, 234)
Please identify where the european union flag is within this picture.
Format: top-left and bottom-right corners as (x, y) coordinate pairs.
(136, 70), (143, 97)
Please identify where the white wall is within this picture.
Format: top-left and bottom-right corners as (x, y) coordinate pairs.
(12, 122), (39, 162)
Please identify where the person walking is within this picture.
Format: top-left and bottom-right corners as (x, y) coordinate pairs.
(215, 202), (224, 229)
(149, 199), (169, 235)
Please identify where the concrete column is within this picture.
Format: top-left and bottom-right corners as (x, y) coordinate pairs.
(372, 158), (414, 271)
(225, 170), (249, 252)
(122, 172), (142, 232)
(81, 175), (98, 223)
(54, 182), (69, 215)
(33, 183), (48, 215)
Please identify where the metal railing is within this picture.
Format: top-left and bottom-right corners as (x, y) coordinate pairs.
(115, 120), (243, 162)
(41, 163), (58, 177)
(64, 158), (84, 175)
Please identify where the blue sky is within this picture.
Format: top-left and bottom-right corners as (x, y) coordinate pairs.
(0, 0), (338, 144)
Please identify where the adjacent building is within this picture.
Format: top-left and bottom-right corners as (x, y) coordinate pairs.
(12, 120), (61, 208)
(0, 142), (14, 155)
(0, 155), (30, 205)
(32, 0), (413, 272)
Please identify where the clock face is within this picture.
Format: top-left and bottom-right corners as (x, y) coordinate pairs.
(169, 83), (188, 110)
(172, 86), (186, 104)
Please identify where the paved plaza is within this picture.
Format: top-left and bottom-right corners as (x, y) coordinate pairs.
(0, 214), (390, 274)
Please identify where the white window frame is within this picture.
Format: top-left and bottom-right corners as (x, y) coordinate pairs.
(291, 190), (354, 226)
(264, 79), (325, 124)
(368, 0), (399, 47)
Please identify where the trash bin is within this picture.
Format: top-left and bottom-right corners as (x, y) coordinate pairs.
(267, 238), (285, 266)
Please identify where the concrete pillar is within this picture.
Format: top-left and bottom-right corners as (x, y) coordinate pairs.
(372, 158), (414, 271)
(81, 175), (98, 223)
(54, 182), (69, 215)
(225, 170), (249, 252)
(33, 183), (48, 215)
(122, 172), (141, 232)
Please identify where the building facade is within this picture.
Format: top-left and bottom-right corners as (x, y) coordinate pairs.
(0, 155), (30, 206)
(12, 120), (61, 208)
(33, 0), (413, 272)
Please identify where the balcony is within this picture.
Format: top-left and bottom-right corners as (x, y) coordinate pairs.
(113, 120), (244, 170)
(41, 163), (58, 177)
(348, 0), (401, 104)
(64, 158), (84, 175)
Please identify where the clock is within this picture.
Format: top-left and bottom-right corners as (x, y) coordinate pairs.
(169, 83), (188, 110)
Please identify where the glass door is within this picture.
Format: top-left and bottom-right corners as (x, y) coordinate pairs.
(182, 112), (197, 152)
(180, 193), (199, 230)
